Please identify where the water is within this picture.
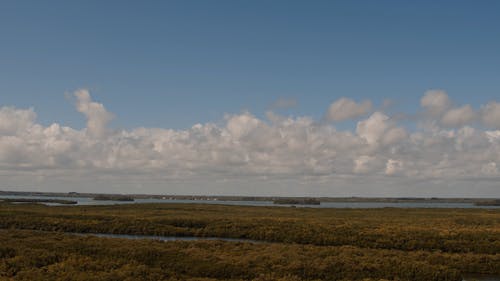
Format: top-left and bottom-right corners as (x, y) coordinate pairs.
(71, 232), (260, 243)
(1, 194), (499, 209)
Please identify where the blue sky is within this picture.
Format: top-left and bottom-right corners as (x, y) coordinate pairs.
(1, 1), (499, 196)
(1, 0), (499, 129)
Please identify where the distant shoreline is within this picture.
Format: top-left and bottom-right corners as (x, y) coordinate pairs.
(1, 190), (497, 204)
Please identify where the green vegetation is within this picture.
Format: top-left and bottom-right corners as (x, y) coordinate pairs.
(0, 202), (499, 280)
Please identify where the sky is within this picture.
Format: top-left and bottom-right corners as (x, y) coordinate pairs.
(0, 1), (499, 197)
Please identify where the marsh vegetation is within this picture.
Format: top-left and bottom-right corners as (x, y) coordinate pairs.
(0, 202), (498, 280)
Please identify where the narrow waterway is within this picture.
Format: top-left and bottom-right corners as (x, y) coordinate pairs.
(71, 232), (262, 243)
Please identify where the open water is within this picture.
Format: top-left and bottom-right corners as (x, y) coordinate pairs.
(1, 194), (499, 208)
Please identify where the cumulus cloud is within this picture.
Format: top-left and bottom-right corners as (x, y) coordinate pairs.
(481, 101), (500, 129)
(74, 89), (113, 137)
(0, 89), (499, 196)
(0, 107), (36, 135)
(225, 112), (262, 139)
(326, 98), (372, 121)
(421, 90), (451, 115)
(355, 112), (407, 146)
(440, 105), (476, 128)
(382, 127), (408, 146)
(421, 90), (480, 128)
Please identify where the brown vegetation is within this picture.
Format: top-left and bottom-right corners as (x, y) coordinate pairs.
(0, 202), (499, 280)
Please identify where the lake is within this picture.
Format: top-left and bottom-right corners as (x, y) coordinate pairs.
(1, 194), (500, 208)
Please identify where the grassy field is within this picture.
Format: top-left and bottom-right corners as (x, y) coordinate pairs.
(0, 202), (499, 280)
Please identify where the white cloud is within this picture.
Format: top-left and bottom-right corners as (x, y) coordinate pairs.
(0, 89), (499, 196)
(382, 127), (408, 146)
(421, 90), (451, 115)
(440, 105), (476, 128)
(74, 89), (113, 137)
(225, 112), (262, 139)
(481, 101), (500, 129)
(385, 159), (403, 176)
(326, 98), (372, 121)
(356, 112), (407, 146)
(421, 90), (482, 129)
(0, 107), (36, 135)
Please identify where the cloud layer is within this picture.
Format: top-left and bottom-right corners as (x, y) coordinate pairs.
(0, 90), (499, 196)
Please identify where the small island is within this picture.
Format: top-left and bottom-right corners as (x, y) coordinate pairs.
(273, 198), (321, 205)
(93, 195), (135, 201)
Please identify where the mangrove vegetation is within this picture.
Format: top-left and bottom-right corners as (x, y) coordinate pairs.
(0, 202), (499, 280)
